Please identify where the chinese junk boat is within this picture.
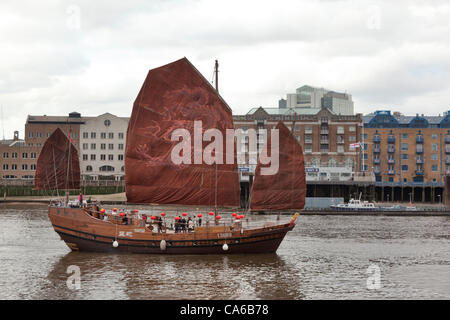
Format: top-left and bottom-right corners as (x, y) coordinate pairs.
(45, 57), (303, 254)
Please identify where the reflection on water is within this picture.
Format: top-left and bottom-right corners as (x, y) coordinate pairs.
(0, 204), (449, 299)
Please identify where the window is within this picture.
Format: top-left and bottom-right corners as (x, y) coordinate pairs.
(100, 154), (106, 161)
(432, 134), (437, 139)
(83, 154), (88, 161)
(432, 143), (438, 151)
(83, 143), (88, 150)
(12, 152), (17, 158)
(432, 164), (438, 172)
(22, 164), (28, 170)
(36, 132), (42, 138)
(22, 153), (28, 159)
(349, 136), (356, 141)
(2, 164), (8, 170)
(401, 143), (408, 151)
(31, 164), (36, 170)
(108, 154), (114, 161)
(118, 144), (124, 150)
(118, 155), (124, 161)
(83, 132), (88, 139)
(402, 134), (408, 139)
(431, 154), (438, 161)
(99, 165), (114, 172)
(3, 152), (8, 158)
(11, 164), (17, 170)
(108, 132), (114, 139)
(402, 154), (408, 160)
(86, 165), (93, 172)
(363, 143), (368, 151)
(90, 154), (96, 161)
(362, 153), (368, 160)
(349, 126), (356, 132)
(361, 133), (368, 140)
(118, 132), (124, 139)
(104, 119), (111, 127)
(101, 143), (106, 150)
(101, 132), (106, 139)
(30, 153), (36, 159)
(108, 144), (114, 150)
(337, 145), (344, 153)
(91, 132), (96, 139)
(402, 165), (408, 171)
(91, 143), (96, 150)
(337, 126), (344, 134)
(46, 132), (51, 138)
(28, 132), (34, 138)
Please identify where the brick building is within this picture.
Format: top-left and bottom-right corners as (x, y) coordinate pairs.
(362, 110), (450, 203)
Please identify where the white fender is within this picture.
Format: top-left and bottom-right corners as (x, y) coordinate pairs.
(112, 240), (119, 248)
(222, 243), (229, 251)
(160, 239), (167, 251)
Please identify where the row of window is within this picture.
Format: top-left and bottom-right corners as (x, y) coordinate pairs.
(372, 165), (439, 173)
(82, 154), (124, 161)
(85, 165), (124, 172)
(2, 152), (37, 159)
(82, 143), (124, 150)
(28, 132), (76, 139)
(2, 175), (34, 180)
(82, 132), (124, 139)
(2, 164), (36, 170)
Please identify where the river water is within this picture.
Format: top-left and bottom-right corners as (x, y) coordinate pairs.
(0, 203), (449, 300)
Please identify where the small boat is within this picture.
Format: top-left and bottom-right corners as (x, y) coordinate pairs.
(330, 196), (377, 211)
(38, 58), (304, 254)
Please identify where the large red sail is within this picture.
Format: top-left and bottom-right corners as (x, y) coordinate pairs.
(125, 58), (240, 206)
(250, 121), (306, 211)
(34, 128), (80, 190)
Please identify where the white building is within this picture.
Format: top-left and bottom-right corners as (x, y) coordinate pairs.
(286, 85), (354, 115)
(79, 113), (129, 181)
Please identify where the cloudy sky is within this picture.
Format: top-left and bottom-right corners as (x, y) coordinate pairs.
(1, 0), (450, 138)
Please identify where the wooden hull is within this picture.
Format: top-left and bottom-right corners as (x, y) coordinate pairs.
(48, 206), (295, 254)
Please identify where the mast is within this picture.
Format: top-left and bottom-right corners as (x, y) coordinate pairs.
(214, 59), (219, 217)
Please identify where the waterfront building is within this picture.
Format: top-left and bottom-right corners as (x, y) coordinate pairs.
(362, 110), (450, 203)
(285, 85), (354, 115)
(233, 106), (373, 201)
(0, 131), (41, 183)
(1, 112), (129, 185)
(79, 113), (129, 181)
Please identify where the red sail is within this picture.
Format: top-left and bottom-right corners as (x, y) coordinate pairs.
(125, 57), (240, 206)
(34, 128), (80, 190)
(250, 121), (306, 211)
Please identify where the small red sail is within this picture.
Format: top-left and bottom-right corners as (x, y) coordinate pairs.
(34, 128), (80, 190)
(125, 57), (240, 206)
(250, 121), (306, 211)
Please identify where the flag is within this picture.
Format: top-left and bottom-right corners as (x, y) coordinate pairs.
(350, 142), (361, 149)
(67, 129), (74, 144)
(358, 122), (364, 127)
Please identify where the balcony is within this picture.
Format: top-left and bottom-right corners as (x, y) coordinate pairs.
(387, 135), (396, 143)
(387, 146), (395, 153)
(387, 158), (396, 164)
(387, 169), (396, 175)
(373, 167), (381, 175)
(416, 157), (424, 164)
(416, 146), (424, 154)
(373, 146), (381, 153)
(445, 135), (450, 143)
(373, 158), (380, 164)
(446, 147), (450, 154)
(415, 169), (425, 176)
(373, 135), (381, 143)
(416, 135), (424, 143)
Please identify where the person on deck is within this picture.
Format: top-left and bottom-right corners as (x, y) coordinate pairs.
(78, 193), (84, 207)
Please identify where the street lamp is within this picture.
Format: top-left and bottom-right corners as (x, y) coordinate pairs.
(437, 194), (441, 207)
(409, 192), (412, 203)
